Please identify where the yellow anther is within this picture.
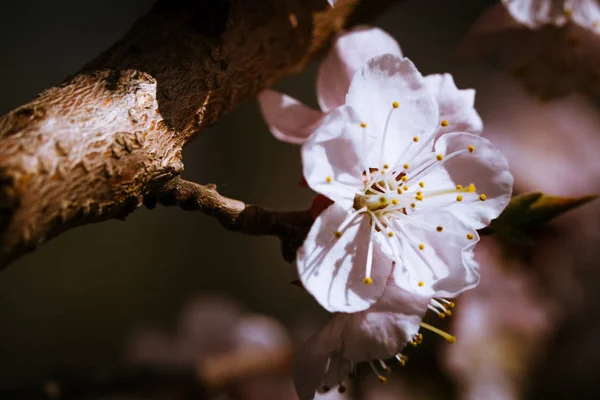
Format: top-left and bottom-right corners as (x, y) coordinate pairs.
(392, 101), (400, 108)
(410, 203), (416, 208)
(384, 366), (392, 373)
(445, 309), (453, 317)
(360, 122), (367, 128)
(456, 195), (463, 202)
(438, 312), (446, 319)
(419, 181), (424, 188)
(403, 163), (410, 169)
(326, 176), (332, 183)
(401, 175), (408, 182)
(397, 187), (402, 194)
(392, 199), (399, 205)
(456, 184), (463, 190)
(468, 145), (475, 153)
(413, 136), (419, 142)
(378, 376), (388, 383)
(466, 233), (474, 240)
(436, 226), (443, 232)
(334, 231), (343, 239)
(420, 322), (456, 344)
(416, 195), (423, 201)
(383, 164), (389, 170)
(416, 191), (422, 196)
(418, 281), (424, 287)
(364, 277), (373, 285)
(441, 119), (449, 127)
(479, 194), (487, 201)
(436, 154), (444, 161)
(466, 183), (476, 192)
(388, 231), (394, 237)
(403, 185), (409, 191)
(447, 301), (455, 308)
(418, 243), (425, 250)
(379, 196), (386, 203)
(563, 8), (572, 17)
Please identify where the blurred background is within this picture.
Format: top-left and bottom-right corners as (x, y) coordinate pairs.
(1, 0), (600, 399)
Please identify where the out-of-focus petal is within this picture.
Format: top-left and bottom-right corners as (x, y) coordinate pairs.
(258, 89), (324, 144)
(317, 26), (403, 112)
(502, 0), (569, 28)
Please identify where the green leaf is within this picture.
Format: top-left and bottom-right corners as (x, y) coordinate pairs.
(483, 192), (597, 244)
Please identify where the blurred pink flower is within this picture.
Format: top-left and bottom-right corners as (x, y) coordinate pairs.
(444, 239), (555, 400)
(461, 3), (600, 98)
(502, 0), (600, 30)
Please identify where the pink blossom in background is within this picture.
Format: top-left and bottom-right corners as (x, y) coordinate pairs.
(444, 239), (554, 400)
(461, 3), (600, 98)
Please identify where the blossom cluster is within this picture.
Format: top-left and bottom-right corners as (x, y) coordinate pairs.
(259, 27), (513, 399)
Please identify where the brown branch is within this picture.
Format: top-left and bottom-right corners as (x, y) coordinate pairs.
(0, 0), (396, 269)
(151, 177), (313, 262)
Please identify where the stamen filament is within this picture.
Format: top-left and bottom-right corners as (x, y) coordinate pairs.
(420, 322), (456, 343)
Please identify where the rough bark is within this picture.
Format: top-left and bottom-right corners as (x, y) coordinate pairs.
(0, 0), (394, 268)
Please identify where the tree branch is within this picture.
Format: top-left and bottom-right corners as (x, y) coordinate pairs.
(151, 177), (313, 261)
(0, 0), (395, 268)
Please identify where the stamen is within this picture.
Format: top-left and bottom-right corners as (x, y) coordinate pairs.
(441, 119), (449, 127)
(468, 145), (475, 153)
(360, 122), (367, 128)
(403, 163), (410, 170)
(436, 154), (444, 161)
(413, 136), (419, 142)
(419, 181), (424, 188)
(420, 322), (456, 343)
(436, 226), (443, 232)
(363, 223), (375, 284)
(418, 243), (425, 250)
(378, 359), (391, 374)
(418, 281), (424, 286)
(392, 101), (400, 108)
(466, 233), (474, 240)
(379, 105), (398, 166)
(479, 194), (487, 201)
(369, 361), (388, 383)
(338, 385), (347, 394)
(395, 354), (408, 366)
(456, 195), (463, 202)
(326, 176), (332, 183)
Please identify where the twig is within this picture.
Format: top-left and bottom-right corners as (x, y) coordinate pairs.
(151, 177), (313, 261)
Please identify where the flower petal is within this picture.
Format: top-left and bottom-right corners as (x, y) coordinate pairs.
(297, 203), (394, 313)
(341, 279), (429, 361)
(317, 26), (403, 112)
(345, 54), (439, 169)
(567, 0), (600, 31)
(293, 316), (347, 400)
(302, 106), (368, 207)
(424, 73), (483, 136)
(502, 0), (569, 28)
(258, 89), (324, 144)
(433, 132), (513, 230)
(391, 211), (481, 298)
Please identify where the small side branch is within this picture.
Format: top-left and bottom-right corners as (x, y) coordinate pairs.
(152, 177), (313, 261)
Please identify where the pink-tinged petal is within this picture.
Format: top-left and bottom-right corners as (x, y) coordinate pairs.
(502, 0), (569, 28)
(293, 316), (347, 400)
(258, 89), (324, 145)
(424, 73), (483, 136)
(392, 211), (481, 298)
(345, 54), (439, 169)
(567, 0), (600, 31)
(302, 106), (368, 207)
(317, 26), (403, 112)
(435, 132), (513, 230)
(297, 203), (394, 313)
(341, 280), (429, 361)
